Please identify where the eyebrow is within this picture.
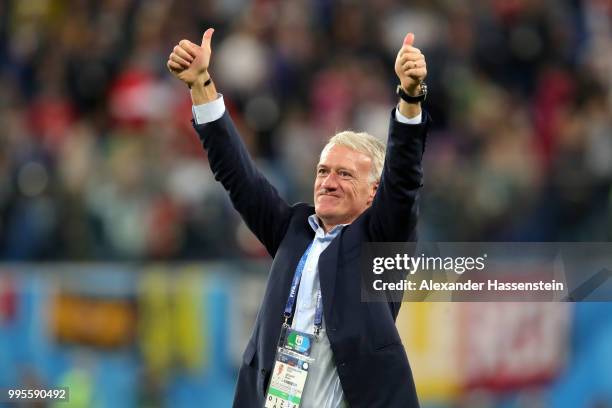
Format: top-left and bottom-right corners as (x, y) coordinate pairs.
(316, 165), (356, 174)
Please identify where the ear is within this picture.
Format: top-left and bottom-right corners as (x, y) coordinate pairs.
(367, 181), (379, 205)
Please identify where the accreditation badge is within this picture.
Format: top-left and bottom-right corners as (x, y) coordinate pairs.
(264, 327), (315, 408)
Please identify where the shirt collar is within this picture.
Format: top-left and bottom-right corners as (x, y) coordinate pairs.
(308, 214), (348, 239)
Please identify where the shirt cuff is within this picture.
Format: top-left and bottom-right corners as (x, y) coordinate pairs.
(394, 108), (422, 125)
(192, 94), (226, 124)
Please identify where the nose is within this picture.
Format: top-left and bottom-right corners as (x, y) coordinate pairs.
(321, 173), (338, 190)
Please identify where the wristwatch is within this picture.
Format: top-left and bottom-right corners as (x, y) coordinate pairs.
(396, 81), (428, 103)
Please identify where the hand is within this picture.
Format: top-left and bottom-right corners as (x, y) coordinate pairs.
(167, 28), (215, 87)
(394, 33), (427, 96)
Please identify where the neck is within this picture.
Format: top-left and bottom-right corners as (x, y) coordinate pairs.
(319, 217), (346, 234)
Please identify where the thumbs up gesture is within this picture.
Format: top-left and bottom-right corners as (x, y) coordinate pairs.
(394, 33), (427, 95)
(167, 28), (215, 87)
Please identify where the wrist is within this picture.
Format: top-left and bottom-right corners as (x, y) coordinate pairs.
(401, 81), (422, 96)
(190, 73), (217, 105)
(397, 81), (427, 104)
(188, 72), (211, 89)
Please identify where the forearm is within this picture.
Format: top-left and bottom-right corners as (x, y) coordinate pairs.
(383, 113), (428, 194)
(193, 113), (292, 256)
(397, 99), (421, 119)
(368, 110), (429, 241)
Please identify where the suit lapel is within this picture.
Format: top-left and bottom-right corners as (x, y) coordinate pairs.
(318, 234), (340, 326)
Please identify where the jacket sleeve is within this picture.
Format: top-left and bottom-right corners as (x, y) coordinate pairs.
(367, 109), (431, 242)
(192, 112), (292, 257)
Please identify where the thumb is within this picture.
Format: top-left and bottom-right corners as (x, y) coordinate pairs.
(201, 28), (215, 49)
(403, 32), (414, 46)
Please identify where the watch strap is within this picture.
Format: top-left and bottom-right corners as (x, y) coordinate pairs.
(396, 82), (427, 103)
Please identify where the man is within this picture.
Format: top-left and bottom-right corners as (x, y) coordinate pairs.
(167, 27), (429, 408)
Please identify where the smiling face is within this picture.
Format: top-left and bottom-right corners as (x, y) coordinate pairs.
(314, 144), (378, 231)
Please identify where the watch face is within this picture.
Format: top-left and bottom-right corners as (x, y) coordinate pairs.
(420, 82), (428, 95)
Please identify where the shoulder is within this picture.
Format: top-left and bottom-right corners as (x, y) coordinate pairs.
(289, 203), (315, 227)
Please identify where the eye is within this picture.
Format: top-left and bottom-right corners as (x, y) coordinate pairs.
(317, 168), (328, 176)
(339, 170), (352, 178)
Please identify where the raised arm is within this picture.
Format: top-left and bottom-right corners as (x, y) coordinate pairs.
(167, 29), (293, 256)
(368, 33), (430, 242)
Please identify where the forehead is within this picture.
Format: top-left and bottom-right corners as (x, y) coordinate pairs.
(318, 144), (373, 173)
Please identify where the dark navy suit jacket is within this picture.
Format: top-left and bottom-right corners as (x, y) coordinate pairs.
(193, 108), (430, 408)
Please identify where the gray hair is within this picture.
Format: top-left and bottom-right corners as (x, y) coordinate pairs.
(320, 131), (386, 183)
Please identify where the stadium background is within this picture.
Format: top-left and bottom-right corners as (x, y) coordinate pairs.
(0, 0), (611, 406)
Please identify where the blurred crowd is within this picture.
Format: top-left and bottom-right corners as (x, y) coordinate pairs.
(0, 0), (610, 261)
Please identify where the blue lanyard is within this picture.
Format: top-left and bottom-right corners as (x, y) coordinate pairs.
(283, 241), (324, 336)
